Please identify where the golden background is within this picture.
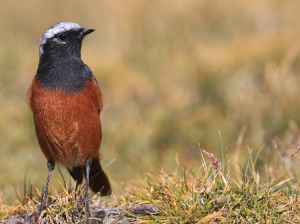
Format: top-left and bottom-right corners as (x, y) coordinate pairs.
(1, 0), (300, 202)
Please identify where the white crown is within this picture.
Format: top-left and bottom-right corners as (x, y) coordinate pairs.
(39, 22), (83, 56)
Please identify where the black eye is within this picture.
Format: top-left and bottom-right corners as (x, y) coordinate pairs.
(58, 34), (66, 41)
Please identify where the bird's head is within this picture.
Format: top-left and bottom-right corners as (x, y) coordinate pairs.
(39, 22), (94, 59)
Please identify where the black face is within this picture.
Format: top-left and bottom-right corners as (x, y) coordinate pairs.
(36, 26), (96, 93)
(41, 28), (85, 59)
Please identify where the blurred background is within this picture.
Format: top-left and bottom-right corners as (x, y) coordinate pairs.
(1, 0), (300, 202)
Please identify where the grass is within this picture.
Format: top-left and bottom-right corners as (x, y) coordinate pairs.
(1, 143), (300, 223)
(2, 0), (300, 222)
(122, 146), (300, 223)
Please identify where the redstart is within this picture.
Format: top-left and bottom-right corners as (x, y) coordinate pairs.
(26, 22), (111, 214)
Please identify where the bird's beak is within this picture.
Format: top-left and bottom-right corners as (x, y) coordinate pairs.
(79, 29), (95, 39)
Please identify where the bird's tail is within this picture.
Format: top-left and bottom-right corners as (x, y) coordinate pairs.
(84, 159), (111, 196)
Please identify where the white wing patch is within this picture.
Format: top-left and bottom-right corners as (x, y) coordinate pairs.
(39, 22), (83, 55)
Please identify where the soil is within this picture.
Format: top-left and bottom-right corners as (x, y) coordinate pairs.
(3, 203), (160, 224)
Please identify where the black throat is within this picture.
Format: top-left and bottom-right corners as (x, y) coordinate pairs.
(36, 54), (94, 93)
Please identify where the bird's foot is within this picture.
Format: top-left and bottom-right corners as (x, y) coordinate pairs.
(30, 210), (40, 224)
(77, 198), (92, 208)
(70, 198), (92, 222)
(30, 202), (53, 223)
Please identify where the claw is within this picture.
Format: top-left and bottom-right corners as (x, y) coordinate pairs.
(71, 198), (92, 223)
(30, 210), (39, 223)
(77, 198), (92, 208)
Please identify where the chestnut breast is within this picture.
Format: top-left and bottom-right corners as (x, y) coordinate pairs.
(26, 77), (104, 169)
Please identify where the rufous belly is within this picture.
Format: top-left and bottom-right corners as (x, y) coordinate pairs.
(26, 78), (103, 169)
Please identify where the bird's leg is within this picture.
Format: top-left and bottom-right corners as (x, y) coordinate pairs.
(38, 160), (55, 213)
(76, 159), (92, 209)
(84, 158), (92, 212)
(75, 158), (92, 221)
(30, 160), (55, 223)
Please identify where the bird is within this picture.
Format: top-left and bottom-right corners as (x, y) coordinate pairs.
(26, 22), (111, 215)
